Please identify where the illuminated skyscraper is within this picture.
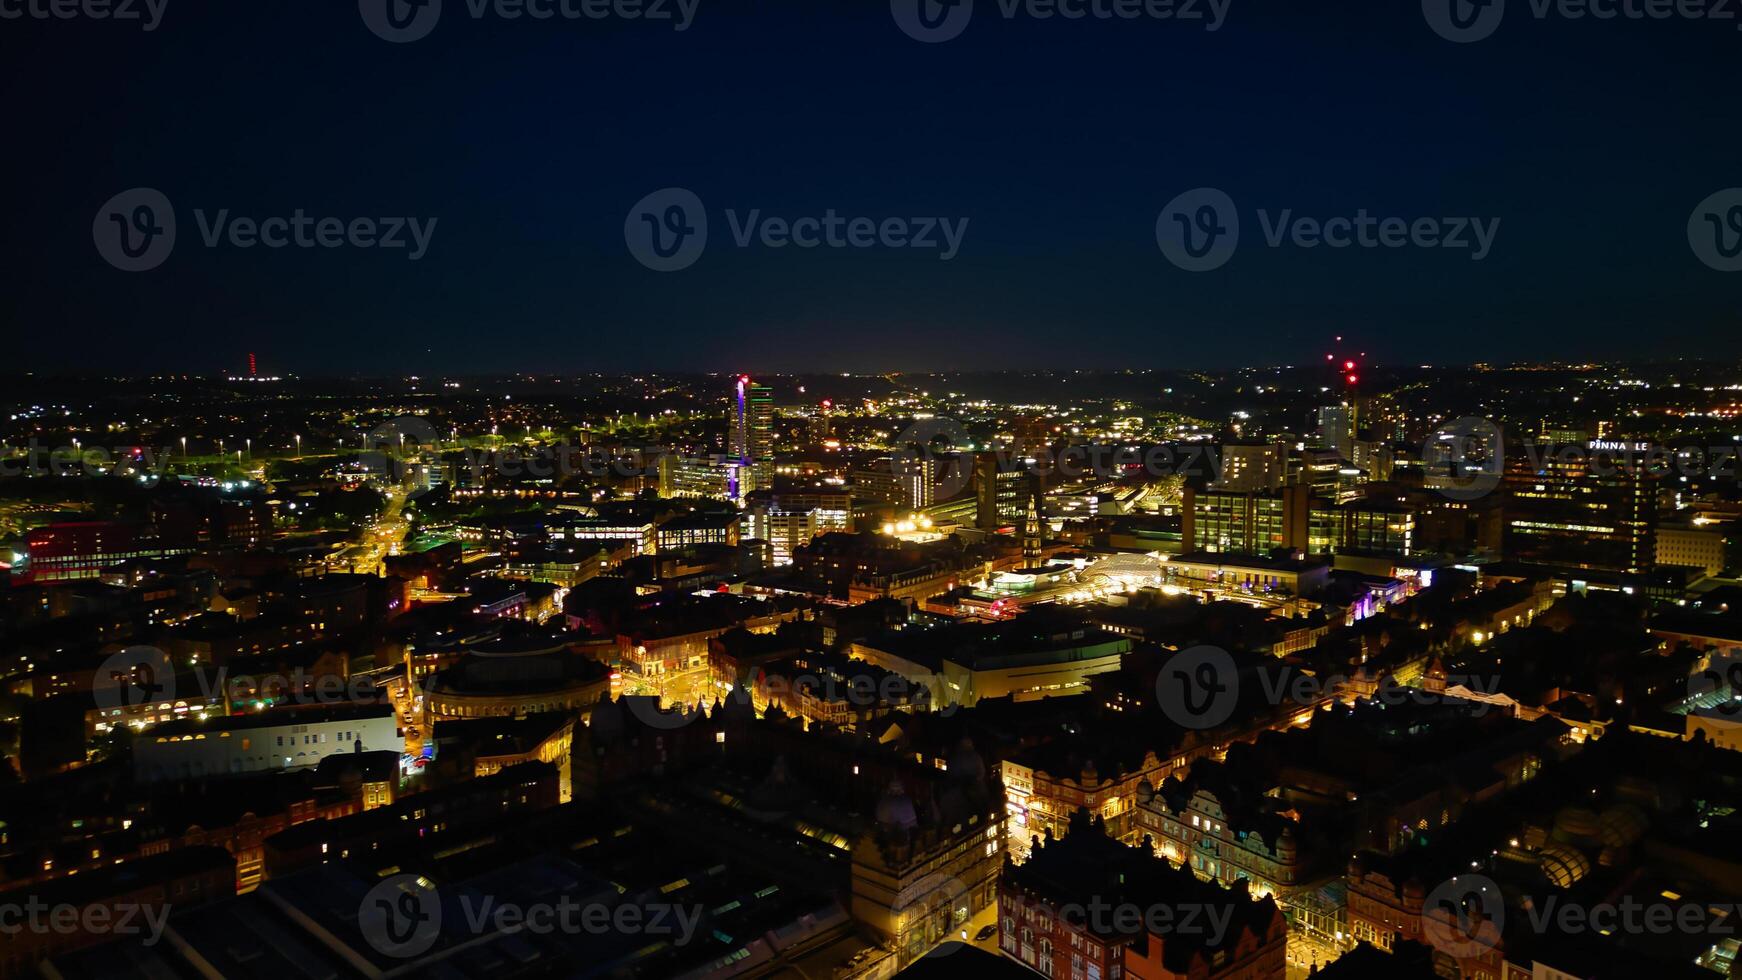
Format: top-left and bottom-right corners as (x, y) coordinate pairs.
(1214, 442), (1286, 492)
(1317, 404), (1355, 461)
(807, 399), (834, 443)
(974, 453), (1000, 530)
(1502, 439), (1658, 574)
(727, 376), (774, 501)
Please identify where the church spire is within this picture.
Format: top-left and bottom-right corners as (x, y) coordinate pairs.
(1023, 474), (1043, 564)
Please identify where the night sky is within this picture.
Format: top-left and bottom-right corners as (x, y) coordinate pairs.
(4, 0), (1740, 375)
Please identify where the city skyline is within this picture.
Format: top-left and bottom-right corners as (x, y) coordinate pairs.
(6, 364), (1742, 978)
(8, 1), (1742, 978)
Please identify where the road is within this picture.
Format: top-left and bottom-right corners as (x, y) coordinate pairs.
(348, 486), (410, 575)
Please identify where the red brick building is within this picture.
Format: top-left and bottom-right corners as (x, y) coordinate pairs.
(999, 808), (1287, 980)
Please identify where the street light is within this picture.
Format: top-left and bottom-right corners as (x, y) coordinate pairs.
(294, 434), (301, 458)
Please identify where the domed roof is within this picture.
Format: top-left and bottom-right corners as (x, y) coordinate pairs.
(1597, 804), (1647, 847)
(1553, 806), (1602, 843)
(1538, 842), (1591, 887)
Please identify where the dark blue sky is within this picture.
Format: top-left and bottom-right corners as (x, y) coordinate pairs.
(5, 0), (1740, 375)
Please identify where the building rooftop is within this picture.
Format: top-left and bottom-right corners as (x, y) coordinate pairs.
(143, 702), (393, 738)
(1173, 550), (1330, 572)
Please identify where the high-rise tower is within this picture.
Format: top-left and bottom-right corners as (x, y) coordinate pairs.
(729, 376), (774, 501)
(1022, 474), (1044, 565)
